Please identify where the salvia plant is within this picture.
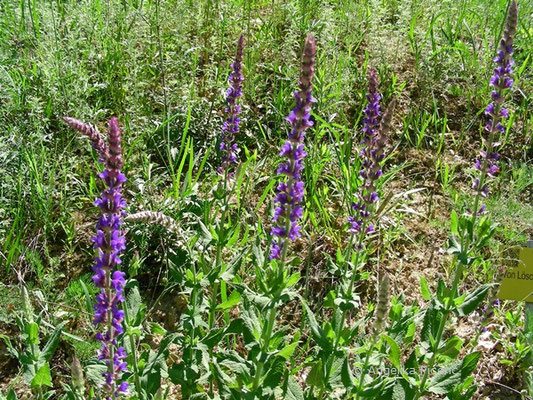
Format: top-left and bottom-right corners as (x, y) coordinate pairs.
(270, 34), (316, 261)
(64, 116), (129, 399)
(2, 1), (526, 399)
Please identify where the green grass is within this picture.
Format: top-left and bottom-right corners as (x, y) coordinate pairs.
(0, 0), (531, 398)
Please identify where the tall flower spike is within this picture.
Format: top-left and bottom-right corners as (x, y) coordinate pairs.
(91, 118), (128, 398)
(361, 69), (381, 145)
(349, 69), (396, 238)
(219, 34), (245, 175)
(473, 0), (517, 212)
(63, 117), (108, 162)
(64, 116), (129, 398)
(270, 35), (316, 260)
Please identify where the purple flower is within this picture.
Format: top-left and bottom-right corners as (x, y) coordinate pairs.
(270, 35), (316, 260)
(64, 116), (129, 397)
(474, 1), (517, 202)
(348, 69), (396, 238)
(219, 35), (245, 175)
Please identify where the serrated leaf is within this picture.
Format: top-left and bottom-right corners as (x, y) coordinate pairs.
(341, 357), (355, 388)
(31, 363), (52, 388)
(302, 302), (332, 351)
(419, 276), (431, 301)
(278, 341), (298, 359)
(456, 285), (490, 316)
(263, 357), (285, 389)
(284, 376), (304, 400)
(39, 321), (66, 364)
(126, 286), (143, 324)
(427, 352), (481, 395)
(382, 334), (401, 368)
(216, 290), (241, 310)
(306, 361), (323, 389)
(286, 273), (300, 288)
(438, 336), (463, 358)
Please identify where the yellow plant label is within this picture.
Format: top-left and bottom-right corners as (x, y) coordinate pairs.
(498, 247), (533, 302)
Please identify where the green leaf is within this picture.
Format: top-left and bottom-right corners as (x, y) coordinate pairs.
(150, 322), (167, 335)
(219, 254), (243, 282)
(241, 307), (261, 342)
(85, 363), (106, 386)
(456, 285), (490, 316)
(284, 376), (304, 400)
(302, 302), (332, 351)
(427, 352), (481, 395)
(382, 334), (401, 368)
(341, 357), (355, 388)
(26, 322), (39, 345)
(450, 210), (458, 234)
(31, 363), (52, 388)
(306, 361), (323, 389)
(6, 389), (17, 400)
(39, 321), (66, 364)
(126, 286), (143, 325)
(460, 351), (481, 377)
(263, 357), (285, 389)
(216, 290), (241, 310)
(419, 276), (431, 301)
(421, 304), (440, 345)
(438, 336), (463, 358)
(226, 224), (241, 247)
(286, 272), (300, 288)
(278, 341), (299, 359)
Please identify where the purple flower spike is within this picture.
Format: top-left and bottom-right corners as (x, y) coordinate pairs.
(65, 116), (129, 398)
(361, 69), (381, 145)
(474, 1), (517, 201)
(270, 35), (316, 260)
(348, 69), (396, 238)
(219, 35), (245, 175)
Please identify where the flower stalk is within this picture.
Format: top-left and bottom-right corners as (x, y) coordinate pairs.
(253, 34), (316, 391)
(65, 116), (129, 399)
(270, 34), (316, 261)
(415, 5), (517, 398)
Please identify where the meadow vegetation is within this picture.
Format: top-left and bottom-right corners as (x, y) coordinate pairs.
(0, 0), (532, 399)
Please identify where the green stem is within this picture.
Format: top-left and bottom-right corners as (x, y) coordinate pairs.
(209, 171), (229, 330)
(253, 227), (291, 391)
(321, 224), (367, 398)
(253, 306), (277, 390)
(355, 336), (377, 400)
(105, 268), (117, 400)
(414, 263), (463, 400)
(122, 302), (141, 395)
(462, 102), (502, 255)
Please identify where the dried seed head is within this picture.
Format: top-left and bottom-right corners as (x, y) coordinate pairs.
(505, 1), (518, 45)
(373, 274), (390, 335)
(377, 98), (396, 139)
(71, 357), (85, 392)
(63, 116), (108, 161)
(125, 211), (179, 233)
(236, 34), (245, 65)
(300, 35), (316, 90)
